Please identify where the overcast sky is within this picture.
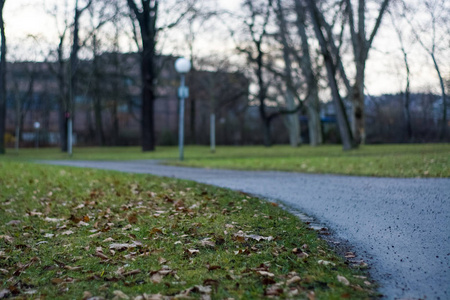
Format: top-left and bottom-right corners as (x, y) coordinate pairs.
(3, 0), (449, 96)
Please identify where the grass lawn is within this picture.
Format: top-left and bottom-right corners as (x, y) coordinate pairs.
(0, 161), (375, 299)
(2, 143), (449, 177)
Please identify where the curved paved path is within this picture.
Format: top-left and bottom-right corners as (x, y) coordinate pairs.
(43, 160), (450, 299)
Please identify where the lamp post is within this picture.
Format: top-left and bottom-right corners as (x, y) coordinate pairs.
(33, 121), (40, 149)
(174, 57), (191, 161)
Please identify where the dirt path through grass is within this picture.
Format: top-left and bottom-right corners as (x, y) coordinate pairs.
(43, 159), (450, 299)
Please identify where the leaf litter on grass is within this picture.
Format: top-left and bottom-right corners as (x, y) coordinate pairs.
(0, 161), (377, 299)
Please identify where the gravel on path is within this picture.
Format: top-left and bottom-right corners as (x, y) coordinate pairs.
(42, 160), (450, 299)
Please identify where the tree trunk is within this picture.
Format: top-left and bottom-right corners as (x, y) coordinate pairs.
(294, 0), (322, 146)
(141, 47), (155, 151)
(127, 0), (158, 151)
(0, 0), (6, 154)
(430, 53), (447, 141)
(352, 63), (366, 144)
(276, 0), (300, 147)
(403, 53), (412, 141)
(306, 0), (356, 150)
(92, 37), (105, 146)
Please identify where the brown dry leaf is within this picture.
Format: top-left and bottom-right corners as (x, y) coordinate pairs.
(158, 257), (167, 265)
(13, 257), (39, 276)
(0, 235), (14, 243)
(82, 291), (93, 299)
(207, 265), (221, 271)
(265, 285), (283, 296)
(51, 278), (65, 285)
(113, 290), (129, 300)
(292, 248), (309, 258)
(149, 228), (163, 236)
(200, 238), (215, 248)
(270, 202), (279, 207)
(307, 291), (316, 300)
(123, 269), (141, 277)
(122, 224), (132, 231)
(345, 252), (356, 258)
(337, 275), (350, 286)
(286, 276), (302, 285)
(83, 215), (90, 222)
(187, 249), (200, 255)
(95, 251), (109, 260)
(69, 215), (82, 223)
(128, 214), (138, 224)
(150, 273), (163, 284)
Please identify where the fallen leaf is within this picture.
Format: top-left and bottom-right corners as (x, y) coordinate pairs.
(95, 251), (109, 260)
(265, 285), (283, 296)
(113, 290), (129, 299)
(128, 214), (138, 224)
(150, 273), (163, 283)
(0, 289), (11, 299)
(6, 220), (21, 226)
(256, 271), (275, 277)
(158, 257), (167, 265)
(0, 235), (14, 243)
(123, 269), (141, 277)
(122, 224), (132, 231)
(286, 276), (302, 285)
(61, 230), (74, 235)
(318, 260), (335, 266)
(337, 275), (350, 286)
(150, 228), (163, 235)
(200, 238), (216, 248)
(246, 234), (274, 241)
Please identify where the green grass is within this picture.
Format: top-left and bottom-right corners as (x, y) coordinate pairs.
(0, 161), (376, 299)
(2, 143), (449, 177)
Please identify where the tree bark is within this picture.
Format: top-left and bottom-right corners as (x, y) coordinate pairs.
(276, 0), (300, 147)
(306, 0), (356, 150)
(92, 35), (105, 146)
(0, 0), (6, 154)
(430, 53), (448, 140)
(294, 0), (322, 146)
(345, 0), (390, 145)
(127, 0), (157, 151)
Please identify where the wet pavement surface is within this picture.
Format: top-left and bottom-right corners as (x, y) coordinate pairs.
(43, 160), (450, 299)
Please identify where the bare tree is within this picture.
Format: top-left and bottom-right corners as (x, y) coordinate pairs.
(343, 0), (390, 144)
(389, 8), (412, 141)
(403, 0), (448, 140)
(126, 0), (193, 151)
(0, 0), (6, 154)
(235, 0), (277, 147)
(293, 0), (322, 146)
(305, 0), (356, 150)
(274, 0), (301, 147)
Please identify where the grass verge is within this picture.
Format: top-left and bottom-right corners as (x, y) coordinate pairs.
(2, 143), (449, 177)
(0, 161), (375, 299)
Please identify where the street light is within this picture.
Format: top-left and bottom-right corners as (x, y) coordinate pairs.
(174, 57), (191, 161)
(33, 121), (40, 149)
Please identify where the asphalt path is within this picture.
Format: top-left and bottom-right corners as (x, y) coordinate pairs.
(42, 160), (450, 299)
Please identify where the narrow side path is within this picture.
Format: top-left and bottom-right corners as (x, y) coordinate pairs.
(42, 160), (450, 299)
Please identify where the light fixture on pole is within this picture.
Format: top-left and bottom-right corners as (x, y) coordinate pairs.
(33, 121), (40, 149)
(174, 57), (191, 161)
